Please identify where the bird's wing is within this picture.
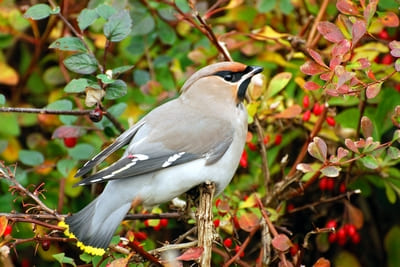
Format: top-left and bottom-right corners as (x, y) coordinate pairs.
(75, 100), (234, 186)
(74, 120), (145, 177)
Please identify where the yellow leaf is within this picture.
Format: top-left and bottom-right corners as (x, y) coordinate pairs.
(0, 62), (19, 85)
(65, 168), (83, 198)
(226, 0), (244, 9)
(260, 52), (297, 68)
(253, 26), (289, 40)
(353, 42), (389, 61)
(1, 138), (21, 162)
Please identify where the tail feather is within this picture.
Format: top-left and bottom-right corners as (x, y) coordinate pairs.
(64, 196), (131, 255)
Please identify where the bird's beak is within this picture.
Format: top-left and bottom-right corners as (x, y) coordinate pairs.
(237, 65), (264, 100)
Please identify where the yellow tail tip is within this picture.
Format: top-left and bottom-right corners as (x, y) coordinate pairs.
(58, 220), (106, 256)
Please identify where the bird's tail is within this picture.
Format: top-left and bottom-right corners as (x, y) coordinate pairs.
(59, 196), (131, 256)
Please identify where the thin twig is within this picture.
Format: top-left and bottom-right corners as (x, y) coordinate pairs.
(305, 0), (329, 47)
(0, 107), (91, 115)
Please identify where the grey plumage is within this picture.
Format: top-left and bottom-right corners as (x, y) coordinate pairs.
(63, 62), (263, 254)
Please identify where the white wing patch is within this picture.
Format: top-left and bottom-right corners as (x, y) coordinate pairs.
(162, 152), (185, 168)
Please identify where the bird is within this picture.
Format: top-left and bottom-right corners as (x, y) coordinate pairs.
(59, 61), (263, 256)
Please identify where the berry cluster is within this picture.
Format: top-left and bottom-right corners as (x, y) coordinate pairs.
(301, 95), (336, 126)
(326, 220), (360, 246)
(144, 218), (168, 231)
(319, 177), (347, 193)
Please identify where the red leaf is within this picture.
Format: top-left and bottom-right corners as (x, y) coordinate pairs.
(317, 21), (345, 43)
(320, 72), (333, 81)
(300, 61), (327, 75)
(304, 81), (321, 91)
(274, 104), (302, 118)
(345, 139), (359, 153)
(52, 125), (85, 139)
(380, 11), (399, 27)
(332, 39), (351, 57)
(352, 20), (366, 47)
(366, 82), (382, 99)
(389, 41), (400, 57)
(307, 48), (328, 67)
(363, 0), (377, 24)
(337, 0), (359, 15)
(308, 136), (327, 162)
(176, 247), (204, 261)
(271, 234), (292, 252)
(238, 212), (259, 232)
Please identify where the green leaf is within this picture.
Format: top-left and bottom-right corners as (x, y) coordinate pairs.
(0, 94), (5, 105)
(385, 182), (397, 204)
(78, 9), (99, 31)
(96, 74), (115, 84)
(95, 4), (116, 19)
(57, 159), (77, 177)
(79, 253), (93, 264)
(53, 253), (76, 267)
(47, 99), (73, 110)
(63, 53), (98, 74)
(19, 150), (44, 166)
(321, 166), (341, 177)
(257, 0), (276, 12)
(108, 102), (127, 118)
(64, 78), (90, 93)
(388, 146), (400, 160)
(360, 155), (379, 169)
(333, 251), (361, 267)
(392, 130), (400, 142)
(105, 80), (127, 99)
(133, 69), (150, 86)
(0, 113), (20, 136)
(68, 144), (94, 160)
(24, 4), (54, 20)
(104, 10), (132, 42)
(49, 37), (87, 52)
(385, 226), (400, 267)
(157, 18), (176, 45)
(112, 65), (134, 76)
(266, 72), (292, 98)
(43, 66), (65, 86)
(131, 12), (155, 36)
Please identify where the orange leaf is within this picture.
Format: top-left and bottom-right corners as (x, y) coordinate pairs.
(0, 62), (19, 86)
(0, 216), (8, 237)
(108, 257), (129, 267)
(238, 212), (259, 232)
(271, 234), (292, 252)
(313, 257), (331, 267)
(345, 200), (364, 229)
(176, 247), (204, 261)
(380, 12), (399, 27)
(274, 105), (302, 119)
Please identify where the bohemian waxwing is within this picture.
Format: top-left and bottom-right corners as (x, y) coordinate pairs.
(60, 61), (263, 255)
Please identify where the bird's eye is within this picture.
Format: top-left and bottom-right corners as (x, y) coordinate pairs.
(224, 73), (233, 81)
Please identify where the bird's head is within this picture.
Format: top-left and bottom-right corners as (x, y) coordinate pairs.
(181, 62), (263, 105)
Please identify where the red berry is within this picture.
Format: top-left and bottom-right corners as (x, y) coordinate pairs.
(336, 228), (347, 246)
(287, 203), (295, 212)
(302, 110), (311, 121)
(303, 95), (310, 108)
(239, 150), (248, 168)
(326, 116), (336, 126)
(381, 54), (394, 65)
(339, 182), (346, 193)
(3, 225), (12, 236)
(213, 219), (220, 228)
(223, 238), (233, 248)
(325, 220), (337, 229)
(89, 107), (103, 122)
(215, 198), (221, 207)
(263, 135), (270, 145)
(274, 134), (282, 145)
(134, 232), (148, 241)
(160, 218), (168, 228)
(153, 223), (161, 231)
(319, 177), (328, 191)
(396, 84), (400, 92)
(326, 178), (335, 191)
(41, 240), (51, 251)
(378, 30), (390, 40)
(247, 142), (257, 151)
(234, 245), (245, 257)
(313, 103), (324, 116)
(290, 243), (299, 256)
(328, 233), (337, 243)
(351, 232), (361, 244)
(144, 219), (150, 227)
(63, 137), (77, 148)
(344, 224), (357, 237)
(21, 259), (30, 267)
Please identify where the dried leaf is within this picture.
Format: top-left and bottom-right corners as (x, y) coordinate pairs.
(317, 21), (345, 43)
(272, 234), (292, 252)
(345, 201), (364, 229)
(238, 212), (259, 232)
(380, 11), (399, 27)
(176, 247), (204, 261)
(366, 82), (382, 99)
(108, 257), (129, 267)
(336, 0), (359, 15)
(361, 116), (373, 138)
(313, 257), (331, 267)
(304, 81), (321, 91)
(345, 139), (359, 153)
(308, 137), (328, 162)
(352, 20), (366, 47)
(274, 105), (302, 119)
